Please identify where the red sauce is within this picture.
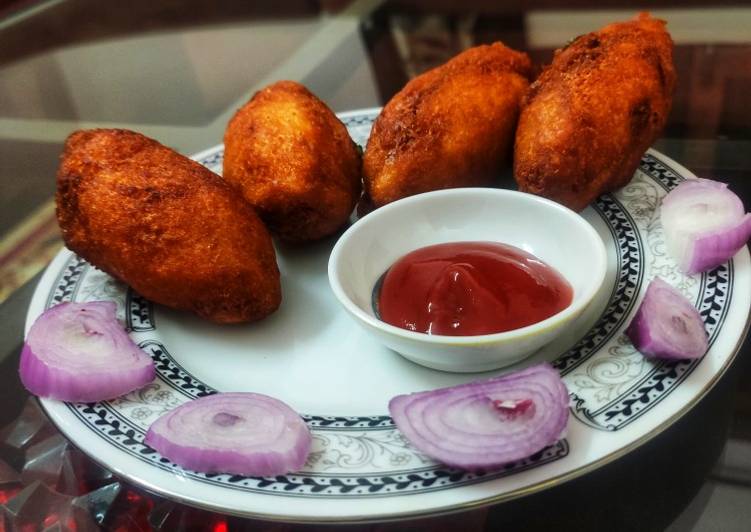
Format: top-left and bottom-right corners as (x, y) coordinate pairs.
(377, 242), (573, 336)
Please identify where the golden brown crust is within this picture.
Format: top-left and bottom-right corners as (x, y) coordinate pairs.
(222, 80), (362, 243)
(514, 12), (676, 211)
(56, 129), (281, 324)
(363, 42), (532, 207)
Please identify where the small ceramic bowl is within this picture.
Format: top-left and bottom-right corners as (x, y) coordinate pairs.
(328, 188), (607, 372)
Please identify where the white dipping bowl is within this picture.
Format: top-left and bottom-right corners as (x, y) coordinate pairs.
(328, 188), (607, 372)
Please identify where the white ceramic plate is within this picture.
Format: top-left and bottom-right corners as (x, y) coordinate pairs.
(27, 109), (751, 524)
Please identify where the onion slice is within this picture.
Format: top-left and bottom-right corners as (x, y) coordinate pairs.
(145, 393), (312, 476)
(625, 277), (708, 360)
(388, 363), (569, 471)
(661, 178), (751, 274)
(20, 302), (155, 402)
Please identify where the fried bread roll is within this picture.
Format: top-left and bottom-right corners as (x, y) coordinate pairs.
(514, 13), (675, 211)
(57, 129), (281, 324)
(223, 81), (361, 242)
(363, 42), (532, 207)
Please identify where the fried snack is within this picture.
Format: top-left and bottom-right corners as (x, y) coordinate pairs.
(514, 13), (675, 211)
(363, 43), (532, 207)
(57, 129), (281, 324)
(223, 81), (361, 243)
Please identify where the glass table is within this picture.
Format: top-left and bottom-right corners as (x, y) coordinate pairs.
(1, 1), (749, 530)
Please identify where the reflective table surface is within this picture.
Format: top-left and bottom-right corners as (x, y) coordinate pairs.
(1, 1), (750, 530)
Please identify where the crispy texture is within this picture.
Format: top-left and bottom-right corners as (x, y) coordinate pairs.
(223, 81), (361, 243)
(363, 43), (532, 207)
(57, 129), (281, 324)
(514, 13), (676, 211)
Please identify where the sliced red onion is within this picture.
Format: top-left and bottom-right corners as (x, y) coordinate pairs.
(145, 393), (312, 476)
(388, 363), (569, 471)
(625, 277), (708, 360)
(20, 302), (155, 402)
(661, 178), (751, 274)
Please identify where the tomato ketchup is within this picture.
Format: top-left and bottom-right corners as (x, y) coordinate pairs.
(377, 242), (572, 336)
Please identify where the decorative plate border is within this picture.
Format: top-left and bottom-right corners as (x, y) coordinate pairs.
(67, 392), (569, 498)
(562, 155), (731, 431)
(59, 335), (569, 497)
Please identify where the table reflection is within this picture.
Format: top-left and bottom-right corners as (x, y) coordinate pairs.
(0, 1), (749, 530)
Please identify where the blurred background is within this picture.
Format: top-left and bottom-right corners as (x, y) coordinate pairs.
(0, 1), (750, 530)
